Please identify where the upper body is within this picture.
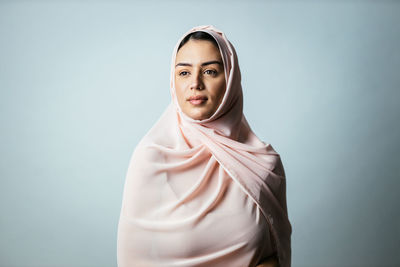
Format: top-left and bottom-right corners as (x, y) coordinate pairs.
(117, 25), (292, 267)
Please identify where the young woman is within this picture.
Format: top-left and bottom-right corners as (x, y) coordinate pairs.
(117, 25), (292, 267)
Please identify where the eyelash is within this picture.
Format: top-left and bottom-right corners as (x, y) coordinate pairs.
(179, 70), (217, 76)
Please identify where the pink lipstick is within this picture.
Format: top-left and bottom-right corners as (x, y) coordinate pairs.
(188, 95), (208, 105)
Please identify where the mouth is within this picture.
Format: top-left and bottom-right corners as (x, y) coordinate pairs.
(187, 95), (208, 105)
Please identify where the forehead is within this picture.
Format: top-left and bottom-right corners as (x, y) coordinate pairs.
(175, 39), (222, 63)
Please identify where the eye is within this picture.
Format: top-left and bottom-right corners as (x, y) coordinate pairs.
(205, 69), (217, 76)
(179, 71), (189, 76)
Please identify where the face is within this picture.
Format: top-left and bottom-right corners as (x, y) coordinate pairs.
(174, 39), (226, 121)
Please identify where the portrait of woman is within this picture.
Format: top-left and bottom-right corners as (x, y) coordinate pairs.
(2, 1), (399, 266)
(116, 25), (292, 267)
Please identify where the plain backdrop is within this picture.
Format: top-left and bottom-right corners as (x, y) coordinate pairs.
(1, 1), (399, 266)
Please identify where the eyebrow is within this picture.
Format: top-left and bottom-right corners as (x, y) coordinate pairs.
(175, 60), (222, 68)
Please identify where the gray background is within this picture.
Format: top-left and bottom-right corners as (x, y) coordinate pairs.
(1, 0), (399, 266)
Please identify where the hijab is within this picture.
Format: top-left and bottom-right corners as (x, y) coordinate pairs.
(117, 25), (292, 267)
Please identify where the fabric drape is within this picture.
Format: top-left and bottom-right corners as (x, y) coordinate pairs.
(117, 25), (292, 267)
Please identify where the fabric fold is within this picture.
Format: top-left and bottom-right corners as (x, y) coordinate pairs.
(117, 25), (292, 267)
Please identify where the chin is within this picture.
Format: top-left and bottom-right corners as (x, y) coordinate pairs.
(185, 110), (210, 121)
(190, 114), (206, 121)
(182, 104), (215, 120)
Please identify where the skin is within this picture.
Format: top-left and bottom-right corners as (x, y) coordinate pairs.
(174, 39), (226, 121)
(175, 39), (279, 267)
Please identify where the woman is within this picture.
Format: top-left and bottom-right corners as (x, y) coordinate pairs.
(117, 25), (292, 267)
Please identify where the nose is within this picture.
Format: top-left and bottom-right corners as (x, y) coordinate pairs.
(190, 70), (204, 90)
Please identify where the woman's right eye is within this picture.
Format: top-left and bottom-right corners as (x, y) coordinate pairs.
(179, 71), (189, 76)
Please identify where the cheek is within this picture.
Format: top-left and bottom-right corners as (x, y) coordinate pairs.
(174, 78), (182, 94)
(174, 79), (187, 104)
(210, 78), (226, 100)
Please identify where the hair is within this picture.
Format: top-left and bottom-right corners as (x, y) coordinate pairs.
(177, 31), (219, 52)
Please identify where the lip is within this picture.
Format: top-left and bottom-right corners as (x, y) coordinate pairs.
(187, 95), (208, 101)
(189, 99), (207, 105)
(187, 95), (208, 105)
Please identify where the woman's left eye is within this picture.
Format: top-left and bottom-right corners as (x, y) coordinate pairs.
(204, 70), (217, 75)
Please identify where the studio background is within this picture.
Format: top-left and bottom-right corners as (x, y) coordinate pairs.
(1, 1), (399, 266)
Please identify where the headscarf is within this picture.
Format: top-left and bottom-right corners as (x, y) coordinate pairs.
(117, 25), (292, 267)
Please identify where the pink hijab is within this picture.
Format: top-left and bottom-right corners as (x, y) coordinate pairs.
(117, 25), (292, 267)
